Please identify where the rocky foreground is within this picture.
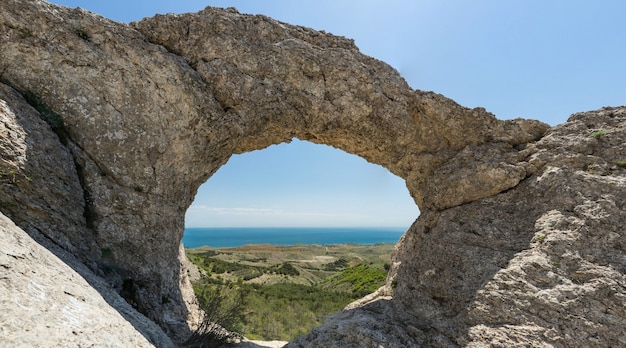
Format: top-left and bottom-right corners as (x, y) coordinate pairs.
(0, 0), (624, 347)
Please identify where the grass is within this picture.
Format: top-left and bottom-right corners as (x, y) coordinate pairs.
(0, 165), (31, 185)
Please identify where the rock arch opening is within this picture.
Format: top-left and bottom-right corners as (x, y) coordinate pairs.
(182, 139), (420, 341)
(184, 139), (418, 231)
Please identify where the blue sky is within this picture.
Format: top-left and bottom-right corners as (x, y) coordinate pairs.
(48, 1), (626, 227)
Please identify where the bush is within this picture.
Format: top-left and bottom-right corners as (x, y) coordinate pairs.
(323, 258), (349, 271)
(274, 262), (300, 276)
(185, 280), (247, 347)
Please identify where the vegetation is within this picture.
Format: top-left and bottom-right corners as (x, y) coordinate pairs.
(589, 129), (606, 138)
(186, 243), (394, 341)
(273, 262), (300, 276)
(615, 159), (626, 168)
(243, 282), (353, 340)
(322, 263), (387, 297)
(323, 258), (349, 271)
(185, 279), (247, 347)
(0, 165), (31, 185)
(74, 27), (91, 41)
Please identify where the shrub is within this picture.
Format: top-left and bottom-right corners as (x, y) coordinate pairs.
(590, 129), (606, 138)
(74, 27), (91, 41)
(335, 264), (387, 296)
(274, 262), (300, 276)
(323, 258), (349, 271)
(185, 281), (247, 347)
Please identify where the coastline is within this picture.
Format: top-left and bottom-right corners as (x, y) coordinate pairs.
(182, 226), (406, 249)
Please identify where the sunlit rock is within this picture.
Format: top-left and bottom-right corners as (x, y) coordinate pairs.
(0, 0), (624, 346)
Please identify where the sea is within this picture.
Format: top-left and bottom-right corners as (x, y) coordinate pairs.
(182, 227), (407, 248)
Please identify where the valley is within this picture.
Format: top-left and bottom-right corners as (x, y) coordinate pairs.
(186, 243), (395, 341)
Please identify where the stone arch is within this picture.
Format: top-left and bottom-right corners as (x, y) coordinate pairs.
(0, 1), (549, 341)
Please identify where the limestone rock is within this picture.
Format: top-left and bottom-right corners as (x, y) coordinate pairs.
(291, 107), (626, 347)
(460, 107), (626, 347)
(0, 0), (214, 337)
(132, 10), (548, 210)
(0, 0), (548, 336)
(0, 0), (623, 347)
(0, 211), (174, 347)
(0, 82), (96, 263)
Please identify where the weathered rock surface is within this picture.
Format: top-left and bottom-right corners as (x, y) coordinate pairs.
(0, 0), (624, 346)
(0, 78), (96, 265)
(0, 211), (174, 347)
(0, 79), (174, 347)
(289, 107), (626, 347)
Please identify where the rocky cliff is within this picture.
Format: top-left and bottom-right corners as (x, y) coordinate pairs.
(0, 0), (624, 347)
(289, 107), (626, 347)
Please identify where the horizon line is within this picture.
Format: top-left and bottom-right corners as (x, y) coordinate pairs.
(184, 226), (410, 229)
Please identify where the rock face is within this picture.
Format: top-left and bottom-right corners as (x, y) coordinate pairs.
(0, 79), (174, 347)
(289, 107), (626, 347)
(0, 212), (174, 347)
(0, 0), (624, 347)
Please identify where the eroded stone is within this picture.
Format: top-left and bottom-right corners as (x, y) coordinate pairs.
(1, 1), (623, 347)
